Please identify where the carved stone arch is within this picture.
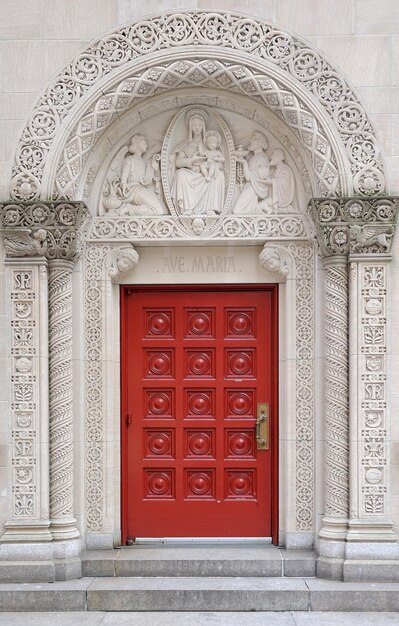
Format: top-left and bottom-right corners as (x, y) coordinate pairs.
(9, 10), (387, 206)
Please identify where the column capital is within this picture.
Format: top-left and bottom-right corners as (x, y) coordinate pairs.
(0, 201), (88, 262)
(310, 196), (399, 259)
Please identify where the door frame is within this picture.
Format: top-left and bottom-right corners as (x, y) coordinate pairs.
(120, 283), (279, 544)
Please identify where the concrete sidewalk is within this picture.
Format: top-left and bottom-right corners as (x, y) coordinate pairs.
(0, 613), (398, 625)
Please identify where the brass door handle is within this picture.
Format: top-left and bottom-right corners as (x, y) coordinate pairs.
(256, 402), (269, 450)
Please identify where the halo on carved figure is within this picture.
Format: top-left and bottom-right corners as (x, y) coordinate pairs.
(161, 106), (236, 236)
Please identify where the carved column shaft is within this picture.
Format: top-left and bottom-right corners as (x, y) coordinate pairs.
(347, 258), (397, 543)
(1, 259), (52, 543)
(322, 256), (349, 532)
(48, 260), (79, 539)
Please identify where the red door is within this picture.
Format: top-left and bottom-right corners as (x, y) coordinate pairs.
(121, 286), (277, 540)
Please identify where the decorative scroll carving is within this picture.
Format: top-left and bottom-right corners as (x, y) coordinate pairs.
(324, 258), (349, 518)
(311, 197), (398, 256)
(88, 215), (306, 241)
(107, 245), (139, 283)
(10, 11), (386, 202)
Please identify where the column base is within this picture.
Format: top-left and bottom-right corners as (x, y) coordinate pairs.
(50, 517), (80, 541)
(1, 520), (52, 543)
(347, 518), (398, 543)
(317, 518), (349, 580)
(0, 538), (83, 582)
(318, 516), (348, 541)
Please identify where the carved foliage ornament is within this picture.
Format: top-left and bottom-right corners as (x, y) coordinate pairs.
(0, 202), (88, 261)
(311, 197), (399, 256)
(10, 11), (386, 202)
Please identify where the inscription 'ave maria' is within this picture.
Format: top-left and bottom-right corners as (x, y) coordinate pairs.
(160, 255), (238, 273)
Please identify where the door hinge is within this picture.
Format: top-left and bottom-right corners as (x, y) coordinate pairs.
(125, 413), (132, 426)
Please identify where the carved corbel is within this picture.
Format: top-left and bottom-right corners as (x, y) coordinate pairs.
(107, 245), (139, 283)
(258, 243), (291, 278)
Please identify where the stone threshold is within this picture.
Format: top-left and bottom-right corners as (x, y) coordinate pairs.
(1, 577), (399, 612)
(82, 545), (316, 578)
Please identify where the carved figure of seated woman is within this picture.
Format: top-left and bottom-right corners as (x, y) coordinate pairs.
(119, 134), (165, 216)
(171, 110), (225, 216)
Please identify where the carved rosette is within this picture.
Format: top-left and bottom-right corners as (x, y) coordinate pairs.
(313, 195), (399, 542)
(84, 244), (110, 532)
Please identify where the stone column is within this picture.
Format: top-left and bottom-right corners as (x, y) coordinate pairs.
(48, 259), (79, 540)
(312, 196), (399, 581)
(323, 257), (349, 525)
(0, 202), (87, 552)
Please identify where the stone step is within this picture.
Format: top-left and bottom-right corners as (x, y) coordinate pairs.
(1, 577), (399, 612)
(82, 545), (316, 578)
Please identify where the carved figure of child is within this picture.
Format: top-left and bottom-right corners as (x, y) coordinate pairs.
(199, 131), (225, 181)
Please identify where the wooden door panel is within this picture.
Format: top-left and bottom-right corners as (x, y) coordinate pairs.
(122, 287), (277, 539)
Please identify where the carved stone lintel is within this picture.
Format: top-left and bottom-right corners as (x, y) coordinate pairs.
(0, 202), (88, 261)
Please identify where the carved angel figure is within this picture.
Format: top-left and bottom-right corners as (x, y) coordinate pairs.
(119, 134), (165, 216)
(232, 132), (272, 215)
(350, 224), (394, 252)
(171, 110), (225, 215)
(3, 229), (47, 258)
(269, 149), (296, 212)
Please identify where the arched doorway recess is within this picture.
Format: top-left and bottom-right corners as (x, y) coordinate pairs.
(1, 11), (398, 582)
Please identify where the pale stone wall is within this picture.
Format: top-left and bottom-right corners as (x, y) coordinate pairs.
(0, 0), (398, 542)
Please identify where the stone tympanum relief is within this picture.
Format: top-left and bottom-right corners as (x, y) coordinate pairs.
(100, 106), (299, 237)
